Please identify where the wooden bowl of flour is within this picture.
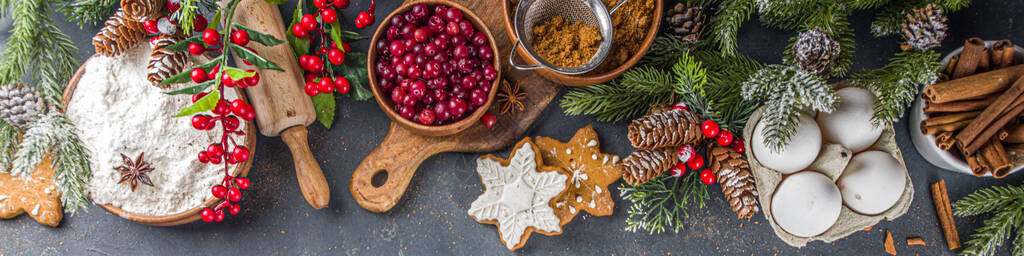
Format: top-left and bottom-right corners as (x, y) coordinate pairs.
(63, 54), (256, 226)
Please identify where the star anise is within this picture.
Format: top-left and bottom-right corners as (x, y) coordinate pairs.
(496, 79), (527, 114)
(115, 152), (154, 192)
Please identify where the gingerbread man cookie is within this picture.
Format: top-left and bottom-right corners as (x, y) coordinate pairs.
(0, 158), (63, 227)
(535, 125), (622, 224)
(468, 137), (568, 251)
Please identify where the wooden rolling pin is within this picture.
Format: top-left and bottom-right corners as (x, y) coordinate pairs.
(231, 0), (329, 209)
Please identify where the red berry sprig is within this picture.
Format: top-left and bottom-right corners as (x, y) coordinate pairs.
(354, 0), (376, 29)
(292, 0), (356, 98)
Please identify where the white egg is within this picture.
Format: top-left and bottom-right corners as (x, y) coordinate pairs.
(771, 171), (842, 238)
(752, 113), (822, 174)
(837, 150), (907, 215)
(817, 87), (884, 153)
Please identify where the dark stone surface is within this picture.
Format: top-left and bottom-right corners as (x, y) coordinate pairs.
(2, 1), (1023, 255)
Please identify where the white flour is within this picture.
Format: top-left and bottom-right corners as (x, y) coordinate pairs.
(67, 42), (246, 216)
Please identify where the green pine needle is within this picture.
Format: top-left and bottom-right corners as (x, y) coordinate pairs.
(620, 171), (709, 234)
(953, 184), (1024, 217)
(708, 0), (756, 57)
(59, 0), (119, 28)
(0, 0), (79, 105)
(953, 184), (1024, 256)
(743, 64), (836, 152)
(0, 120), (17, 171)
(560, 66), (676, 122)
(10, 112), (92, 215)
(851, 49), (940, 126)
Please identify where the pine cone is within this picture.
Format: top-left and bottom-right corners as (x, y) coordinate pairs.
(793, 27), (840, 74)
(664, 2), (707, 44)
(122, 0), (165, 21)
(0, 83), (47, 129)
(622, 148), (678, 185)
(93, 10), (146, 57)
(148, 35), (188, 88)
(707, 145), (759, 219)
(900, 4), (948, 51)
(628, 109), (704, 149)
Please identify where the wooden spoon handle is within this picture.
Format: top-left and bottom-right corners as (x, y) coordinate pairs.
(281, 126), (330, 209)
(350, 124), (452, 212)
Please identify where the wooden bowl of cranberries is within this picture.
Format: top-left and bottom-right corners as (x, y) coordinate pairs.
(368, 1), (501, 137)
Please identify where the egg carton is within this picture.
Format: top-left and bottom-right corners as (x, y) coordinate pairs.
(742, 105), (915, 247)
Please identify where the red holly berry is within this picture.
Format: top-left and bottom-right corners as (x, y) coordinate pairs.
(291, 23), (309, 38)
(200, 208), (215, 222)
(481, 112), (496, 128)
(307, 57), (324, 73)
(673, 102), (689, 111)
(700, 169), (716, 185)
(300, 14), (318, 31)
(208, 154), (222, 164)
(188, 42), (205, 55)
(328, 49), (345, 65)
(243, 70), (260, 87)
(190, 68), (209, 83)
(166, 0), (181, 12)
(222, 116), (240, 131)
(321, 8), (338, 23)
(143, 19), (160, 34)
(230, 99), (250, 117)
(333, 0), (349, 8)
(193, 15), (208, 32)
(227, 187), (242, 202)
(669, 162), (687, 177)
(207, 144), (225, 159)
(686, 153), (704, 170)
(340, 42), (352, 53)
(213, 100), (231, 115)
(207, 64), (220, 79)
(716, 130), (734, 146)
(304, 81), (319, 96)
(192, 92), (208, 103)
(213, 210), (225, 222)
(227, 203), (241, 215)
(677, 145), (695, 163)
(233, 146), (250, 162)
(334, 76), (350, 94)
(197, 151), (210, 163)
(235, 178), (251, 190)
(231, 30), (250, 46)
(191, 115), (211, 130)
(313, 0), (328, 9)
(701, 120), (720, 138)
(222, 75), (236, 87)
(732, 138), (746, 153)
(211, 185), (228, 198)
(318, 77), (335, 94)
(202, 29), (221, 46)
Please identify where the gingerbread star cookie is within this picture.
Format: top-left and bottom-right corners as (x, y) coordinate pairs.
(535, 125), (622, 224)
(0, 158), (63, 227)
(468, 137), (568, 251)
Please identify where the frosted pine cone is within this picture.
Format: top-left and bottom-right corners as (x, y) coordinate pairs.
(122, 0), (165, 21)
(707, 145), (759, 219)
(148, 35), (188, 87)
(0, 83), (47, 129)
(93, 10), (146, 57)
(900, 4), (948, 51)
(622, 148), (678, 185)
(664, 2), (707, 44)
(793, 27), (840, 74)
(628, 109), (704, 149)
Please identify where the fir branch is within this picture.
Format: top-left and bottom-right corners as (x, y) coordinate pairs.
(0, 120), (17, 171)
(742, 64), (836, 151)
(952, 184), (1024, 256)
(849, 0), (893, 9)
(708, 0), (756, 57)
(755, 0), (825, 30)
(559, 66), (676, 122)
(10, 112), (91, 214)
(850, 49), (940, 126)
(59, 0), (119, 28)
(953, 184), (1024, 217)
(0, 0), (79, 105)
(620, 171), (709, 234)
(691, 49), (764, 131)
(959, 202), (1021, 256)
(869, 0), (918, 37)
(639, 36), (692, 70)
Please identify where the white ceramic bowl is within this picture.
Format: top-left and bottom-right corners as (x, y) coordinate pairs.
(909, 41), (1024, 177)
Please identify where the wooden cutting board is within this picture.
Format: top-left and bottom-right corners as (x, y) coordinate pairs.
(350, 0), (561, 213)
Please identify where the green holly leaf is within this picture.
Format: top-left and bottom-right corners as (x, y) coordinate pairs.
(337, 30), (369, 42)
(311, 93), (336, 129)
(343, 73), (372, 101)
(174, 90), (219, 117)
(233, 23), (287, 47)
(286, 1), (310, 56)
(209, 10), (222, 31)
(158, 60), (221, 86)
(166, 36), (203, 52)
(231, 45), (284, 71)
(224, 67), (256, 80)
(337, 52), (371, 101)
(329, 21), (345, 47)
(163, 80), (214, 95)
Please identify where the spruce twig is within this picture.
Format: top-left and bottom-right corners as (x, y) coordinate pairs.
(10, 112), (91, 215)
(560, 67), (676, 122)
(620, 171), (709, 234)
(0, 120), (17, 171)
(851, 49), (941, 126)
(953, 184), (1024, 256)
(0, 0), (79, 106)
(742, 64), (836, 152)
(60, 0), (119, 28)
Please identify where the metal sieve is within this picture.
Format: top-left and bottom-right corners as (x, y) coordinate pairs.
(509, 0), (628, 75)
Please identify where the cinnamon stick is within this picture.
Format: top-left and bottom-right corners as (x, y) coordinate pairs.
(922, 111), (981, 128)
(922, 119), (972, 135)
(957, 76), (1024, 155)
(1003, 125), (1024, 143)
(923, 97), (994, 114)
(944, 55), (960, 77)
(937, 131), (956, 150)
(979, 50), (991, 72)
(990, 40), (1015, 68)
(967, 154), (987, 176)
(963, 97), (1024, 155)
(1006, 143), (1024, 154)
(953, 38), (989, 78)
(930, 180), (961, 250)
(923, 64), (1024, 103)
(980, 140), (1012, 178)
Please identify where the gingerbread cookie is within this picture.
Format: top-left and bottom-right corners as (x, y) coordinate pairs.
(468, 137), (568, 251)
(0, 158), (63, 227)
(535, 125), (622, 224)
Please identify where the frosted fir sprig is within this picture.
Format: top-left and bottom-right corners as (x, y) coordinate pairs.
(0, 120), (17, 170)
(742, 64), (836, 152)
(851, 49), (940, 126)
(10, 111), (92, 215)
(620, 171), (708, 234)
(953, 184), (1024, 256)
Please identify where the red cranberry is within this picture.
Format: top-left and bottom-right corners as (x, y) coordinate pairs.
(458, 20), (474, 37)
(452, 45), (470, 59)
(399, 79), (412, 91)
(411, 4), (428, 19)
(434, 102), (451, 121)
(402, 94), (418, 107)
(407, 65), (421, 80)
(391, 88), (406, 103)
(483, 65), (497, 81)
(428, 16), (445, 33)
(470, 89), (487, 106)
(402, 53), (416, 65)
(434, 5), (448, 16)
(432, 88), (448, 102)
(380, 66), (396, 80)
(481, 112), (496, 128)
(448, 98), (468, 116)
(424, 43), (440, 56)
(403, 12), (417, 24)
(394, 63), (408, 76)
(399, 105), (416, 119)
(410, 80), (427, 98)
(390, 15), (405, 27)
(478, 46), (494, 60)
(461, 75), (477, 89)
(457, 58), (475, 73)
(389, 40), (406, 56)
(379, 79), (394, 92)
(400, 23), (416, 39)
(443, 8), (462, 21)
(450, 35), (465, 46)
(445, 21), (460, 36)
(386, 26), (400, 41)
(472, 32), (487, 46)
(418, 109), (436, 125)
(414, 53), (427, 65)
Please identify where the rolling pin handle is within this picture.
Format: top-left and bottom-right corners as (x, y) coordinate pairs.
(281, 126), (331, 209)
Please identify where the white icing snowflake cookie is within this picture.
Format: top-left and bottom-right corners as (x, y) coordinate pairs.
(468, 138), (568, 251)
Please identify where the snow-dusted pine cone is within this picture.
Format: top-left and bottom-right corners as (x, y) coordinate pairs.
(707, 145), (759, 219)
(793, 27), (840, 74)
(664, 2), (707, 44)
(148, 35), (188, 87)
(0, 83), (47, 129)
(622, 148), (678, 185)
(93, 10), (146, 57)
(122, 0), (165, 21)
(628, 109), (704, 149)
(900, 4), (948, 51)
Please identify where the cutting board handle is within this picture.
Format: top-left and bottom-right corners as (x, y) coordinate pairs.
(350, 124), (451, 213)
(281, 126), (330, 209)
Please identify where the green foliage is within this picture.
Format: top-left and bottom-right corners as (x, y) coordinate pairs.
(742, 64), (836, 152)
(312, 93), (336, 129)
(560, 66), (676, 122)
(174, 90), (220, 117)
(706, 0), (756, 57)
(953, 184), (1024, 256)
(0, 0), (79, 106)
(0, 120), (17, 170)
(173, 0), (217, 35)
(10, 112), (92, 215)
(850, 49), (940, 126)
(59, 0), (118, 28)
(869, 0), (971, 37)
(620, 171), (709, 234)
(781, 5), (856, 77)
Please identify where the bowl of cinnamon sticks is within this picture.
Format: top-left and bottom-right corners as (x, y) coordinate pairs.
(911, 37), (1024, 178)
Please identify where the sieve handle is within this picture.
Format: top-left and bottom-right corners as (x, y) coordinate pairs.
(509, 39), (544, 70)
(609, 0), (628, 13)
